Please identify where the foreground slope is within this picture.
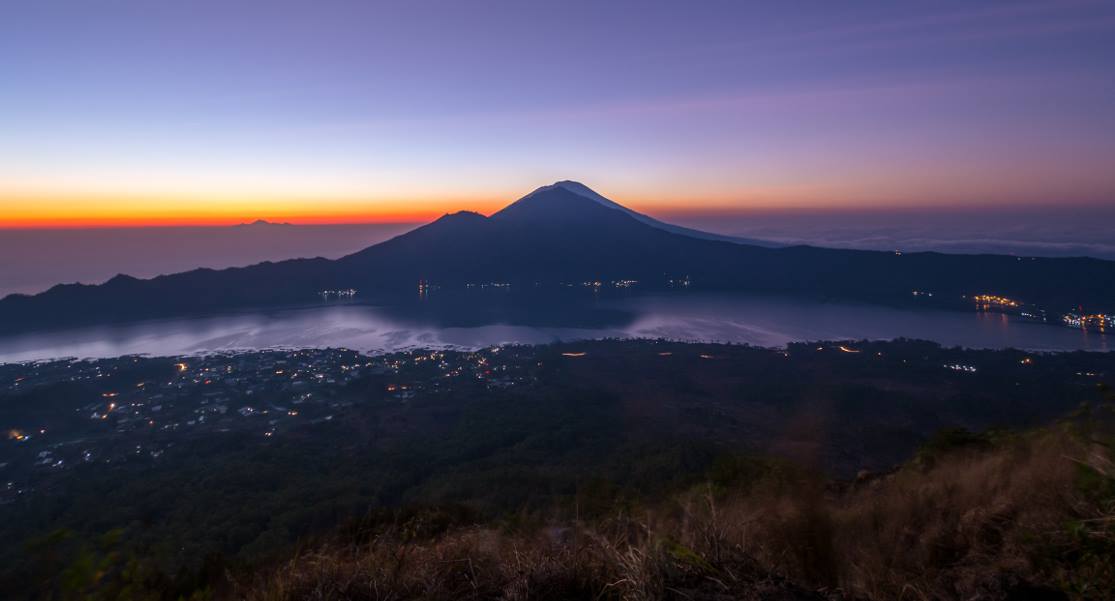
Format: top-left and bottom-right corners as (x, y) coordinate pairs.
(3, 338), (1113, 601)
(245, 422), (1113, 601)
(7, 336), (1111, 600)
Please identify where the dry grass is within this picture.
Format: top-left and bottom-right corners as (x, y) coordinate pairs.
(243, 424), (1115, 601)
(718, 426), (1114, 599)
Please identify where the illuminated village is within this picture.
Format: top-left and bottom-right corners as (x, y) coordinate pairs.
(969, 292), (1111, 333)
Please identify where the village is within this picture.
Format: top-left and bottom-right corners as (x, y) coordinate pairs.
(0, 345), (536, 503)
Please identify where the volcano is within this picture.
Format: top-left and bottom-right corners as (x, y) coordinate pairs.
(2, 181), (1113, 333)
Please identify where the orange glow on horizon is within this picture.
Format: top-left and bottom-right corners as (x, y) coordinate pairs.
(2, 182), (1101, 229)
(0, 213), (437, 229)
(0, 193), (718, 229)
(0, 192), (509, 229)
(0, 178), (899, 228)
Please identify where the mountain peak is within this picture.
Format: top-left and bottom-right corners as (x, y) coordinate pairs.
(492, 183), (625, 225)
(104, 273), (141, 286)
(434, 210), (487, 224)
(497, 180), (656, 227)
(551, 180), (609, 200)
(237, 219), (291, 227)
(417, 210), (489, 233)
(521, 180), (613, 205)
(512, 180), (773, 247)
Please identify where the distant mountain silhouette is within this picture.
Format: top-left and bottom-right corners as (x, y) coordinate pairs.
(236, 219), (292, 227)
(2, 181), (1114, 333)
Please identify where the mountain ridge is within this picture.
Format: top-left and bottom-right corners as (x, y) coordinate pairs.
(1, 181), (1114, 334)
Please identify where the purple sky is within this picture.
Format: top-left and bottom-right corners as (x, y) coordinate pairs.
(1, 0), (1114, 225)
(1, 1), (1114, 294)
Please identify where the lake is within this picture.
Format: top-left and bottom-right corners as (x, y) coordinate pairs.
(0, 291), (1108, 362)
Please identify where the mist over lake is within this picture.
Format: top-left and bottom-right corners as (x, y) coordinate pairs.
(0, 291), (1106, 363)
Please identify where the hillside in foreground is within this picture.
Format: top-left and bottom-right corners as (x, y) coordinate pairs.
(2, 339), (1114, 600)
(242, 417), (1115, 601)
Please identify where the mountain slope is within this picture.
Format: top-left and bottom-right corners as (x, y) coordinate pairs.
(340, 186), (732, 285)
(1, 182), (1114, 334)
(526, 180), (779, 246)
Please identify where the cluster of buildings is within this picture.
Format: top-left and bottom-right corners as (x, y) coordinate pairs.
(1062, 312), (1114, 332)
(971, 293), (1111, 334)
(319, 288), (358, 300)
(944, 363), (978, 373)
(0, 345), (538, 502)
(461, 280), (643, 290)
(972, 294), (1021, 309)
(433, 278), (662, 293)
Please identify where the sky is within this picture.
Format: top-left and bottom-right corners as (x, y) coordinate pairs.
(1, 0), (1114, 227)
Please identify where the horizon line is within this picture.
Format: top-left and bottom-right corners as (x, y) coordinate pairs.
(5, 199), (1115, 230)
